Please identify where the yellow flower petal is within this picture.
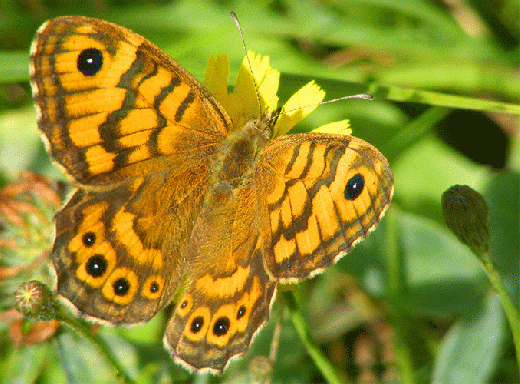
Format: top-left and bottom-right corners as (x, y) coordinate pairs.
(226, 51), (280, 130)
(248, 52), (279, 112)
(312, 120), (352, 135)
(203, 52), (351, 139)
(273, 81), (325, 138)
(204, 54), (231, 109)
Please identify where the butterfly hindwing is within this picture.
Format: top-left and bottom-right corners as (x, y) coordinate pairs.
(52, 168), (212, 324)
(164, 178), (276, 373)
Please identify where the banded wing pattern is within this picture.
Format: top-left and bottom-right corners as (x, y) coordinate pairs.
(30, 16), (230, 185)
(257, 133), (393, 281)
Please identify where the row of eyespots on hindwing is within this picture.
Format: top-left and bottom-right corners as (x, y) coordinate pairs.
(174, 275), (264, 347)
(67, 202), (165, 305)
(79, 229), (165, 304)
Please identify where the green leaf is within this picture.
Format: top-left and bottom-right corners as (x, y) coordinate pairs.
(0, 51), (29, 83)
(54, 330), (138, 384)
(399, 211), (486, 316)
(484, 171), (520, 302)
(432, 294), (507, 384)
(0, 343), (47, 384)
(392, 132), (491, 221)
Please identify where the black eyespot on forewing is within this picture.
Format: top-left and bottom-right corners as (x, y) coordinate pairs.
(77, 48), (103, 76)
(85, 254), (106, 277)
(213, 317), (231, 336)
(113, 277), (130, 296)
(345, 173), (365, 200)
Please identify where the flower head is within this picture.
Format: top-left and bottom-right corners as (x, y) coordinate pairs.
(204, 51), (352, 137)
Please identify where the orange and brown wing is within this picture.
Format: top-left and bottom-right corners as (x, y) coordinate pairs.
(29, 16), (231, 186)
(51, 165), (211, 324)
(29, 16), (230, 324)
(164, 179), (276, 373)
(256, 133), (393, 282)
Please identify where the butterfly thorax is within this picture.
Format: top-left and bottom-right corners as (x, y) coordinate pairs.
(210, 112), (273, 190)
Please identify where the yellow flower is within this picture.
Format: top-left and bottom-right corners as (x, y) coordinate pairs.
(204, 51), (351, 138)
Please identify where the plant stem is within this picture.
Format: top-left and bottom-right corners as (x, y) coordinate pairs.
(283, 290), (345, 384)
(480, 254), (520, 376)
(385, 207), (415, 384)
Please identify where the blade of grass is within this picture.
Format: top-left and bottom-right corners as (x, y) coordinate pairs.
(283, 290), (345, 384)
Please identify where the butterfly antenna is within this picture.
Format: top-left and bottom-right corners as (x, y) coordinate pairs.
(230, 11), (263, 113)
(281, 93), (374, 115)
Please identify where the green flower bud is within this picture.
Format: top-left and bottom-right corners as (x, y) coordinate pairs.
(14, 281), (56, 321)
(442, 185), (490, 257)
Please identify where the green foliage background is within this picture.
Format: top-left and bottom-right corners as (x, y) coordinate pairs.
(0, 0), (518, 383)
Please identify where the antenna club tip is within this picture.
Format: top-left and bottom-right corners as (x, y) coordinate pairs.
(358, 93), (374, 100)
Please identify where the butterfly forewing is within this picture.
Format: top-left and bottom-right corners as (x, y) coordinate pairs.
(30, 16), (231, 186)
(256, 133), (393, 281)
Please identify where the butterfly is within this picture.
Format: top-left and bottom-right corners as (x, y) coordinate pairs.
(29, 15), (393, 373)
